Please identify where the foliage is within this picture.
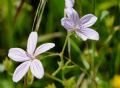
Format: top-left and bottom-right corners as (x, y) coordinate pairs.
(0, 0), (120, 88)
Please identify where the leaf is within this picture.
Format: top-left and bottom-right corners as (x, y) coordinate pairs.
(45, 83), (56, 88)
(65, 77), (76, 88)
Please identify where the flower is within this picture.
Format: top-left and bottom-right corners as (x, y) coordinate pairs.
(8, 32), (55, 82)
(65, 0), (74, 8)
(112, 75), (120, 88)
(61, 8), (99, 41)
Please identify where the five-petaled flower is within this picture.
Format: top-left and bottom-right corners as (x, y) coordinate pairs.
(8, 32), (55, 82)
(61, 8), (99, 41)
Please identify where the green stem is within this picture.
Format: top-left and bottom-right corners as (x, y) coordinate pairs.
(60, 34), (71, 80)
(68, 32), (71, 59)
(52, 34), (70, 77)
(64, 56), (90, 77)
(45, 72), (63, 85)
(61, 34), (69, 55)
(91, 0), (97, 87)
(24, 74), (27, 88)
(52, 66), (61, 76)
(91, 42), (97, 88)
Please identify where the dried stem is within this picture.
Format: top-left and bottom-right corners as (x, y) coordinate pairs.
(14, 0), (25, 23)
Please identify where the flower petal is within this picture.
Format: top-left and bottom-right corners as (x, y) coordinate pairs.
(61, 17), (74, 31)
(65, 0), (74, 8)
(34, 43), (55, 56)
(76, 28), (99, 41)
(27, 32), (38, 55)
(8, 48), (30, 62)
(13, 61), (30, 82)
(30, 59), (44, 79)
(76, 31), (88, 41)
(65, 8), (79, 24)
(80, 14), (97, 28)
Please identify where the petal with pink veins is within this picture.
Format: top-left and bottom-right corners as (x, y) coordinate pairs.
(34, 43), (55, 56)
(65, 8), (79, 24)
(30, 59), (44, 79)
(27, 32), (38, 55)
(79, 14), (97, 28)
(61, 17), (74, 32)
(13, 61), (30, 82)
(8, 48), (30, 62)
(76, 28), (99, 41)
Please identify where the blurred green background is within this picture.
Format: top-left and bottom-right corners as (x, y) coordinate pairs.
(0, 0), (120, 88)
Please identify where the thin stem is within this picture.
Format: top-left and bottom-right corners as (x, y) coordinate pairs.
(64, 56), (90, 77)
(60, 33), (71, 80)
(45, 72), (64, 85)
(91, 42), (97, 88)
(35, 0), (47, 32)
(61, 34), (69, 55)
(24, 74), (27, 88)
(117, 0), (120, 24)
(52, 33), (70, 77)
(91, 0), (97, 87)
(14, 0), (24, 23)
(52, 66), (61, 76)
(60, 55), (65, 80)
(32, 0), (42, 31)
(40, 52), (60, 60)
(68, 32), (71, 59)
(92, 0), (96, 14)
(76, 73), (85, 88)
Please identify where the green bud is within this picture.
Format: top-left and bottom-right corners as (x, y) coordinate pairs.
(45, 83), (56, 88)
(27, 69), (34, 85)
(3, 57), (13, 74)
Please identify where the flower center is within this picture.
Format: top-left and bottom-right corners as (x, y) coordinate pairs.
(26, 53), (35, 60)
(75, 25), (84, 32)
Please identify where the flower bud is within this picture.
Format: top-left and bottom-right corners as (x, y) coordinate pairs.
(65, 0), (74, 8)
(3, 57), (13, 73)
(27, 70), (34, 85)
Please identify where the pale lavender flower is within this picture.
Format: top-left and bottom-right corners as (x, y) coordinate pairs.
(65, 0), (74, 8)
(8, 32), (55, 82)
(61, 8), (99, 41)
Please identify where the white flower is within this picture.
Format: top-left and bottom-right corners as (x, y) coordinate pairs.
(61, 8), (99, 41)
(65, 0), (75, 8)
(8, 32), (55, 82)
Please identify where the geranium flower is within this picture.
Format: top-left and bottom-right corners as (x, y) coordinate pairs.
(61, 8), (99, 41)
(65, 0), (74, 8)
(8, 32), (55, 82)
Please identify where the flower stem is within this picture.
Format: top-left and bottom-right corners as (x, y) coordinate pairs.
(24, 74), (27, 88)
(68, 32), (71, 59)
(52, 33), (71, 77)
(91, 0), (97, 87)
(61, 34), (69, 55)
(60, 33), (72, 80)
(45, 72), (64, 85)
(91, 42), (97, 88)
